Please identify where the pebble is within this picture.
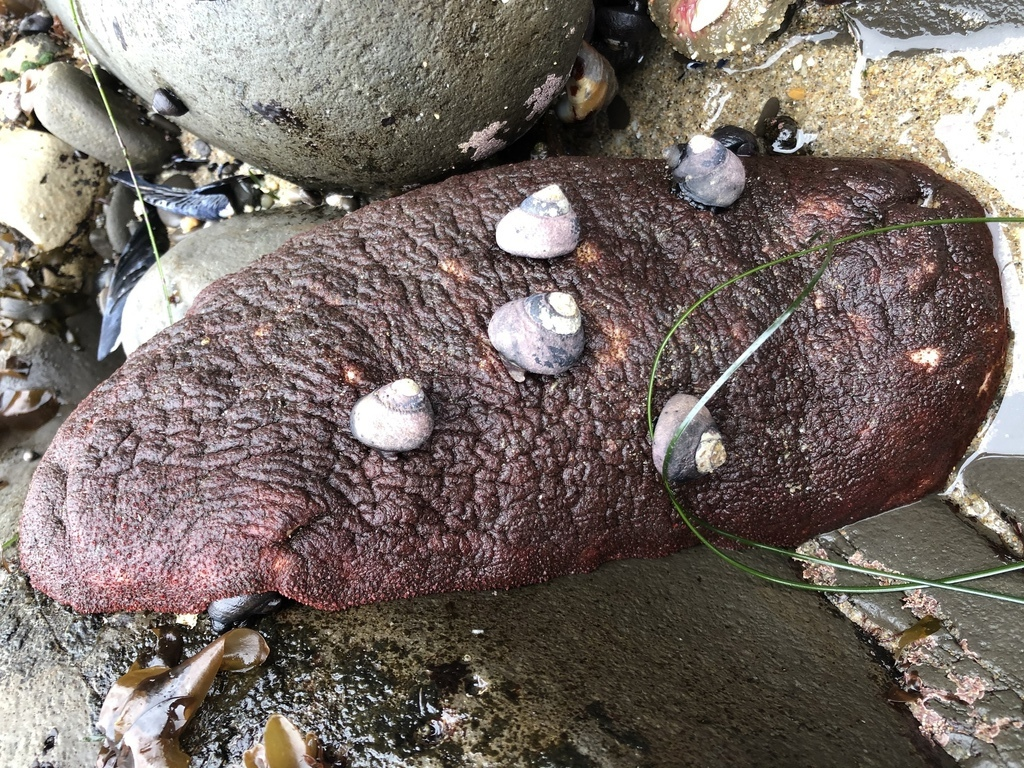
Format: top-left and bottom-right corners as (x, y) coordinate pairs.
(31, 62), (179, 173)
(0, 35), (62, 80)
(0, 128), (105, 250)
(103, 181), (135, 254)
(120, 206), (344, 354)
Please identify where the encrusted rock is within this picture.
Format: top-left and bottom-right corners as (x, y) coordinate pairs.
(0, 34), (62, 81)
(19, 156), (1007, 613)
(649, 0), (796, 61)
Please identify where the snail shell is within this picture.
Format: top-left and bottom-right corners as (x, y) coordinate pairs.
(651, 393), (727, 484)
(487, 292), (585, 382)
(710, 124), (762, 157)
(555, 40), (618, 123)
(350, 378), (434, 454)
(495, 184), (580, 259)
(664, 134), (746, 208)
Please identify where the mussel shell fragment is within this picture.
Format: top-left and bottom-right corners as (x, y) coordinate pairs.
(651, 393), (726, 484)
(350, 378), (434, 454)
(487, 292), (585, 381)
(665, 134), (746, 208)
(710, 124), (761, 157)
(151, 87), (188, 117)
(495, 184), (580, 259)
(592, 4), (658, 71)
(207, 592), (285, 634)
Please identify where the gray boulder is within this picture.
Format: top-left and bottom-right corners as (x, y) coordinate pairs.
(119, 206), (344, 355)
(31, 62), (179, 172)
(43, 0), (590, 191)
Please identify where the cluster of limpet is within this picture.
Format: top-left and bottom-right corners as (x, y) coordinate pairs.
(346, 182), (728, 495)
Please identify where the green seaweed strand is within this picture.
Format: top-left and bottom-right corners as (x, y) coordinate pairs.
(68, 0), (174, 326)
(647, 216), (1024, 604)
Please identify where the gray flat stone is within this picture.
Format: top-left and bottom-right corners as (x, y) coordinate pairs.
(0, 127), (105, 251)
(963, 456), (1024, 527)
(806, 497), (1024, 766)
(46, 0), (590, 191)
(32, 62), (178, 172)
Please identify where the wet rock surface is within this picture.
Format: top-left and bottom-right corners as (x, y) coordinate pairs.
(19, 155), (1007, 614)
(805, 495), (1024, 766)
(0, 546), (952, 768)
(120, 206), (345, 355)
(44, 0), (591, 191)
(844, 0), (1024, 58)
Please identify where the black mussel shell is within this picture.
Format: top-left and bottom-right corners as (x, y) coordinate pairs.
(17, 11), (53, 36)
(152, 88), (188, 117)
(711, 125), (762, 157)
(207, 592), (285, 633)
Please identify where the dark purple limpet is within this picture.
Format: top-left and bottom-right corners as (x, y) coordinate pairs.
(652, 393), (726, 484)
(487, 291), (585, 382)
(664, 134), (746, 208)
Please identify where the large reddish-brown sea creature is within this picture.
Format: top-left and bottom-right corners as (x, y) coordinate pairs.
(19, 156), (1007, 613)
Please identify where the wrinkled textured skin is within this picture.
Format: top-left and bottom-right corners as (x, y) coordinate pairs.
(19, 157), (1007, 613)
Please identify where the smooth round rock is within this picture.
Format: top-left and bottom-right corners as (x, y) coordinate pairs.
(44, 0), (590, 191)
(0, 128), (105, 250)
(120, 206), (344, 355)
(31, 62), (179, 172)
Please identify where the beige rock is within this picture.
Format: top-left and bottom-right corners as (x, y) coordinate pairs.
(0, 35), (61, 81)
(0, 128), (104, 250)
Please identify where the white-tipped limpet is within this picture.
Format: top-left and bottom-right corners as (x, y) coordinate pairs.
(664, 134), (746, 209)
(350, 378), (434, 455)
(495, 184), (580, 259)
(651, 393), (727, 484)
(487, 291), (585, 382)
